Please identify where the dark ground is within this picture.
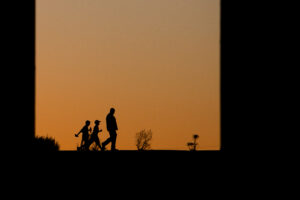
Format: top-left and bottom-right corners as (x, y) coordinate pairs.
(61, 150), (219, 152)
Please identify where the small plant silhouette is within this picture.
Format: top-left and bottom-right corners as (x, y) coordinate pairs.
(135, 129), (153, 151)
(33, 135), (60, 151)
(90, 142), (101, 151)
(187, 134), (199, 151)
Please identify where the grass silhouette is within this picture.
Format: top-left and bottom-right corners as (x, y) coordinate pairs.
(32, 135), (60, 151)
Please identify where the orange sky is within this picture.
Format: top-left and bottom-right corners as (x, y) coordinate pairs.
(36, 0), (220, 150)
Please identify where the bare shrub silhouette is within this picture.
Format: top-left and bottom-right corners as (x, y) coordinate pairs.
(135, 129), (153, 151)
(187, 134), (199, 151)
(33, 135), (60, 151)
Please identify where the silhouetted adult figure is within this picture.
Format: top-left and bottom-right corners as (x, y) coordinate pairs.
(86, 120), (103, 150)
(75, 120), (91, 151)
(102, 108), (118, 151)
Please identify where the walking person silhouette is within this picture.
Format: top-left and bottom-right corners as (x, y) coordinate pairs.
(75, 120), (92, 151)
(102, 108), (118, 151)
(86, 120), (103, 151)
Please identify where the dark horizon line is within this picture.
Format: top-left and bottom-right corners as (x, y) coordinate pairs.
(58, 149), (220, 152)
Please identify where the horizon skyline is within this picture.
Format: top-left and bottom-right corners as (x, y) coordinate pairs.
(36, 0), (220, 151)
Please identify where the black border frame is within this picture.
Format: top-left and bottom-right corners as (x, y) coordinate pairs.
(2, 0), (243, 154)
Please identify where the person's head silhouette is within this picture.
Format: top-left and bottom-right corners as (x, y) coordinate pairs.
(110, 108), (115, 115)
(95, 120), (100, 125)
(85, 120), (90, 126)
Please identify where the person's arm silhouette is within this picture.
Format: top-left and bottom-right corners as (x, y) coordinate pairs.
(75, 127), (84, 137)
(114, 117), (118, 131)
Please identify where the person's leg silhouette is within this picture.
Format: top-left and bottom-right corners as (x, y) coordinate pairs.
(102, 130), (117, 151)
(102, 137), (110, 151)
(94, 136), (102, 150)
(111, 131), (117, 151)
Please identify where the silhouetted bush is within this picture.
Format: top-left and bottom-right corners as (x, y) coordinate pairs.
(135, 129), (152, 151)
(32, 135), (60, 151)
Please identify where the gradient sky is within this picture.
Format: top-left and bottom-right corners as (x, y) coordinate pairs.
(36, 0), (220, 150)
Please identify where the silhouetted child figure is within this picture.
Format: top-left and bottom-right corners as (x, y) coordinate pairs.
(75, 120), (91, 151)
(102, 108), (118, 151)
(86, 120), (103, 150)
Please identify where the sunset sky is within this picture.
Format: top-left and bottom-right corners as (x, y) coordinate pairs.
(36, 0), (220, 150)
